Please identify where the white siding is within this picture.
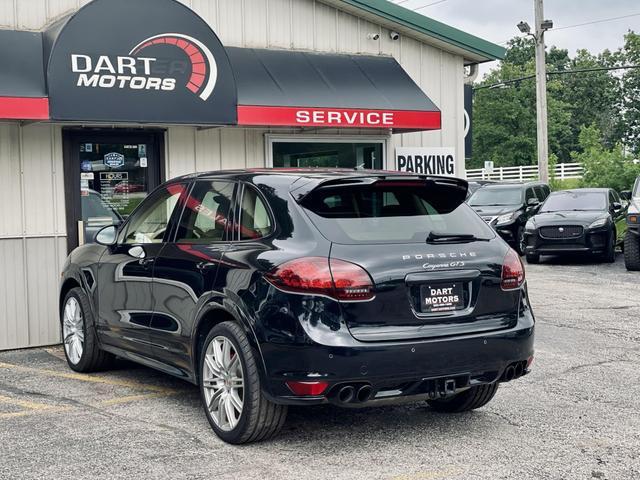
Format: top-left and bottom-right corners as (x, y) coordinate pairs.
(0, 0), (467, 349)
(0, 124), (66, 350)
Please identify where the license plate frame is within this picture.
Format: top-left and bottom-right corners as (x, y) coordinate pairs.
(420, 282), (465, 313)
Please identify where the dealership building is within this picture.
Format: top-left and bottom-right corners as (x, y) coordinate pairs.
(0, 0), (504, 350)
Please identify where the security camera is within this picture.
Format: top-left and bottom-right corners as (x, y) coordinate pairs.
(367, 33), (380, 41)
(389, 31), (400, 41)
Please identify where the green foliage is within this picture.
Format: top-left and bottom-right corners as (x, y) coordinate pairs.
(574, 125), (640, 192)
(550, 178), (581, 191)
(470, 31), (640, 178)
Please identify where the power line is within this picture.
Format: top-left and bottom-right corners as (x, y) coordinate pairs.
(554, 12), (640, 31)
(414, 0), (449, 9)
(497, 11), (640, 44)
(391, 0), (450, 10)
(474, 65), (640, 90)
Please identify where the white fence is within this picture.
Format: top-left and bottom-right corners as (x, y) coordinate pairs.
(466, 162), (584, 182)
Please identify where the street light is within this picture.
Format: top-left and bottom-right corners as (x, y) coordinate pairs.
(517, 0), (553, 183)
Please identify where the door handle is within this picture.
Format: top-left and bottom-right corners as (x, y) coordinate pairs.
(139, 257), (155, 267)
(197, 261), (216, 271)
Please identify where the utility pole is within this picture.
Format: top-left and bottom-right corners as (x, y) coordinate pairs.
(534, 0), (549, 182)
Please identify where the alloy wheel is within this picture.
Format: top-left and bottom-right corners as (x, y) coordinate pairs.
(62, 297), (85, 364)
(202, 336), (244, 431)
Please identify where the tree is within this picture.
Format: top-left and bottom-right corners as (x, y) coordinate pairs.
(619, 32), (640, 155)
(575, 125), (640, 192)
(470, 35), (624, 169)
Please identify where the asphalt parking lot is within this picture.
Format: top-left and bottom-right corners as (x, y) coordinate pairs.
(1, 254), (639, 480)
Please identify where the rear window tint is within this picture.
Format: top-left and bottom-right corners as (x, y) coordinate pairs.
(301, 183), (494, 244)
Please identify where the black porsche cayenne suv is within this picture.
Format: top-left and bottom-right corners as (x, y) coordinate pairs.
(59, 169), (535, 444)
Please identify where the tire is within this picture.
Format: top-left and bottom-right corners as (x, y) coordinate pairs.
(602, 230), (616, 263)
(199, 321), (287, 444)
(526, 252), (540, 264)
(427, 383), (499, 413)
(515, 226), (526, 256)
(624, 230), (640, 271)
(60, 287), (113, 372)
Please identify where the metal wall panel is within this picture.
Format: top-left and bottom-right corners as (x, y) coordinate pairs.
(0, 239), (29, 350)
(244, 0), (268, 47)
(0, 0), (16, 28)
(268, 0), (291, 48)
(0, 124), (22, 237)
(25, 236), (66, 347)
(291, 0), (314, 50)
(0, 121), (66, 350)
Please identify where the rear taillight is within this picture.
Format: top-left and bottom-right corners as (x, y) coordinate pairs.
(501, 249), (525, 290)
(265, 257), (374, 301)
(285, 381), (329, 396)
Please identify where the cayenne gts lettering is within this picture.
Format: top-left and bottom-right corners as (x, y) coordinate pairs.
(70, 33), (218, 100)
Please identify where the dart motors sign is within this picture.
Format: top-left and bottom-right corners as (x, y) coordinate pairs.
(45, 0), (236, 124)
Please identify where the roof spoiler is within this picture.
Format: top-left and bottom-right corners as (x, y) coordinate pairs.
(290, 174), (469, 203)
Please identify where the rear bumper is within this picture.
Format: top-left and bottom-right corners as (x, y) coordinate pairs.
(524, 228), (608, 255)
(261, 306), (535, 406)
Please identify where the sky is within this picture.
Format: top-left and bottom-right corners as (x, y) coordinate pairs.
(391, 0), (640, 78)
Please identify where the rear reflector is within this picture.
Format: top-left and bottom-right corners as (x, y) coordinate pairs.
(501, 249), (525, 290)
(265, 257), (374, 301)
(285, 381), (329, 396)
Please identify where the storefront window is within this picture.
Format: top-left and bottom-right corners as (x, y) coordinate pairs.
(79, 142), (152, 243)
(271, 140), (384, 169)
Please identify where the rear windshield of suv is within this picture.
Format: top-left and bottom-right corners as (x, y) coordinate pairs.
(300, 182), (495, 244)
(468, 186), (523, 206)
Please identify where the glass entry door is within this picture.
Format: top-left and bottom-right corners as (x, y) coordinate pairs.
(63, 130), (164, 251)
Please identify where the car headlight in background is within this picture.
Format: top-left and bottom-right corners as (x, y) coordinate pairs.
(628, 214), (639, 224)
(588, 217), (608, 229)
(525, 220), (536, 231)
(496, 212), (516, 225)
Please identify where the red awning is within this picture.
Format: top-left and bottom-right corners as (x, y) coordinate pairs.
(228, 47), (441, 132)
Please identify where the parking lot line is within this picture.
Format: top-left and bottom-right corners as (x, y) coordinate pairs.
(0, 361), (176, 394)
(0, 394), (72, 419)
(97, 391), (178, 406)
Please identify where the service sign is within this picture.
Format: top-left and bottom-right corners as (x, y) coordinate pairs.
(45, 0), (237, 124)
(395, 147), (457, 177)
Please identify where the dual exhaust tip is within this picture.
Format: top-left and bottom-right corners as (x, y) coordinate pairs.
(336, 384), (373, 404)
(502, 361), (526, 382)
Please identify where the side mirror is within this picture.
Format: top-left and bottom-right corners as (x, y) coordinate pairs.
(620, 191), (631, 201)
(527, 198), (540, 207)
(95, 225), (117, 246)
(128, 245), (146, 259)
(612, 201), (622, 211)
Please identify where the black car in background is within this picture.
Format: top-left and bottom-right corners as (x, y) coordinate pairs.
(623, 176), (640, 270)
(466, 180), (496, 199)
(468, 181), (550, 255)
(523, 188), (627, 264)
(59, 169), (534, 444)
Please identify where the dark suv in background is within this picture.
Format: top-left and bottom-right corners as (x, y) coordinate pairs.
(59, 169), (535, 444)
(623, 176), (640, 270)
(523, 188), (627, 264)
(467, 181), (550, 255)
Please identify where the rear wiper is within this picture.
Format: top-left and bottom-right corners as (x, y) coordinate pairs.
(426, 232), (490, 244)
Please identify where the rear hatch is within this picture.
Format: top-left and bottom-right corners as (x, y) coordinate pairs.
(298, 176), (522, 341)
